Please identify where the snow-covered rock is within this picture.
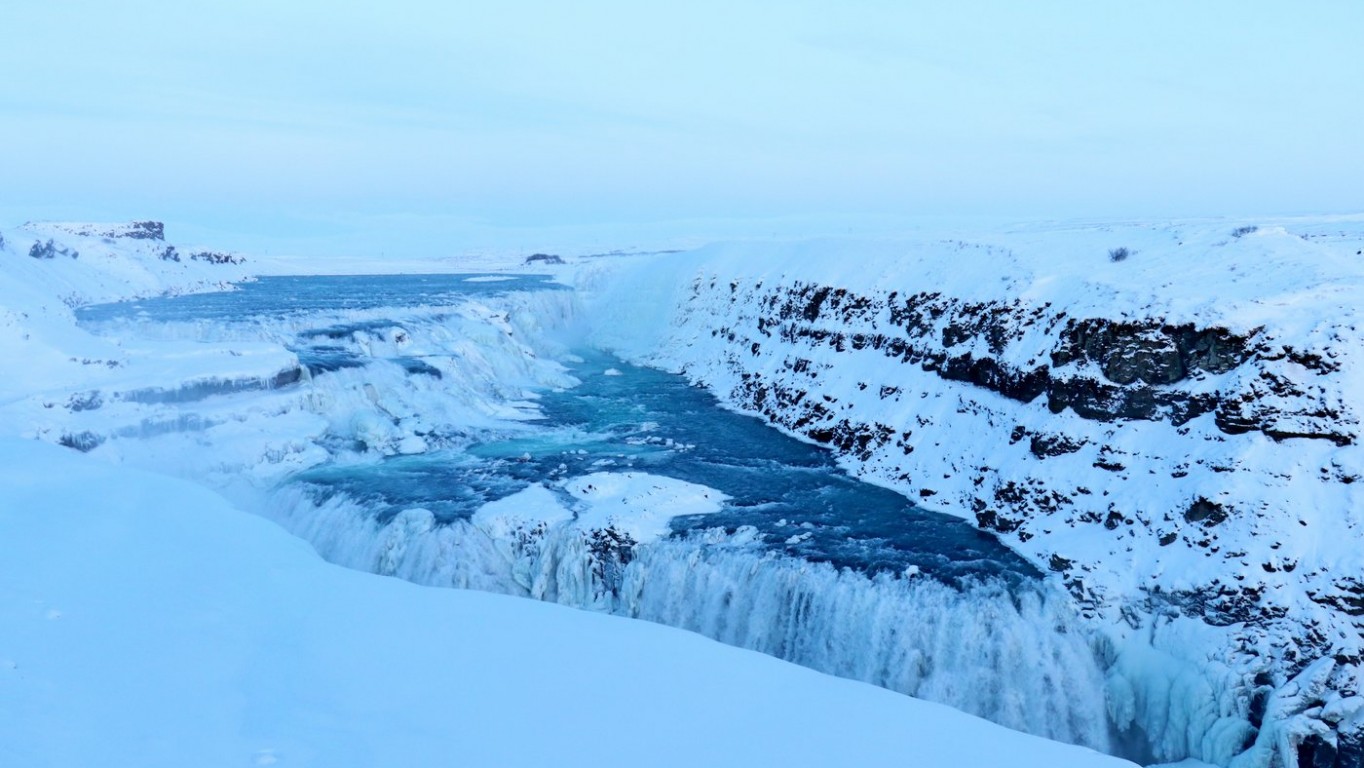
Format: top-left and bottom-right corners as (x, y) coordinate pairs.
(579, 217), (1364, 767)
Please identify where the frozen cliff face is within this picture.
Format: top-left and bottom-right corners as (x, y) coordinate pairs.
(581, 219), (1364, 767)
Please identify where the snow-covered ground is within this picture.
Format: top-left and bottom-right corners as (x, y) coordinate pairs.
(0, 220), (1135, 766)
(0, 438), (1134, 768)
(3, 216), (1362, 767)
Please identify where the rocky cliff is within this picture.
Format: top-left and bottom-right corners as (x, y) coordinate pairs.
(583, 219), (1364, 768)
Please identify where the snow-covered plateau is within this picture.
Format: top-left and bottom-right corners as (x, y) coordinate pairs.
(1, 217), (1361, 768)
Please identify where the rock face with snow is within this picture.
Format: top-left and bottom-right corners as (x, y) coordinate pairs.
(1, 220), (249, 306)
(583, 220), (1364, 767)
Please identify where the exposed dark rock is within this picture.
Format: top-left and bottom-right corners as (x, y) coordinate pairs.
(1299, 733), (1337, 768)
(66, 391), (103, 412)
(1308, 578), (1364, 617)
(1153, 583), (1288, 627)
(524, 253), (564, 265)
(586, 526), (635, 596)
(975, 509), (1022, 534)
(1338, 718), (1364, 768)
(190, 250), (244, 265)
(51, 221), (165, 240)
(58, 431), (105, 452)
(759, 282), (1351, 445)
(28, 238), (78, 259)
(940, 354), (1049, 402)
(29, 239), (57, 259)
(126, 221), (165, 240)
(1052, 319), (1251, 383)
(1029, 432), (1085, 458)
(1185, 498), (1230, 527)
(683, 273), (1361, 763)
(803, 286), (832, 322)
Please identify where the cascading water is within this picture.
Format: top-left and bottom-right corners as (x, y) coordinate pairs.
(74, 273), (1120, 755)
(265, 485), (1113, 748)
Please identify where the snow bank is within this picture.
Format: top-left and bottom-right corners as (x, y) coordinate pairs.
(0, 438), (1135, 768)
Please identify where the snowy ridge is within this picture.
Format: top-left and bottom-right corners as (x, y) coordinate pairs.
(2, 220), (250, 307)
(578, 219), (1364, 767)
(0, 220), (256, 405)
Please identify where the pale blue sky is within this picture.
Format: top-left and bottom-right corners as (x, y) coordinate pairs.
(3, 1), (1361, 257)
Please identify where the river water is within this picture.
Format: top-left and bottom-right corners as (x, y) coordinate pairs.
(77, 273), (1116, 750)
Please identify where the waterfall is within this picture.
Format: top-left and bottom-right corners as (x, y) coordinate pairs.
(266, 486), (1115, 751)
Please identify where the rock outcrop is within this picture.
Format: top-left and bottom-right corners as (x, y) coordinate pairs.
(585, 223), (1364, 767)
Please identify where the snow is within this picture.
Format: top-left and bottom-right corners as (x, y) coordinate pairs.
(463, 275), (520, 283)
(574, 216), (1364, 765)
(473, 471), (725, 547)
(472, 484), (576, 536)
(0, 438), (1134, 768)
(565, 471), (726, 542)
(5, 214), (1364, 766)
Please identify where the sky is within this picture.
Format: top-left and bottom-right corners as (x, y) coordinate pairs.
(2, 1), (1362, 258)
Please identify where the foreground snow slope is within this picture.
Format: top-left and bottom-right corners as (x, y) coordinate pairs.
(0, 439), (1134, 768)
(581, 217), (1364, 767)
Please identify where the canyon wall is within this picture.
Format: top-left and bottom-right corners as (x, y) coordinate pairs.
(582, 222), (1364, 767)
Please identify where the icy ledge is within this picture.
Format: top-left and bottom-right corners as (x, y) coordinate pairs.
(0, 439), (1135, 768)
